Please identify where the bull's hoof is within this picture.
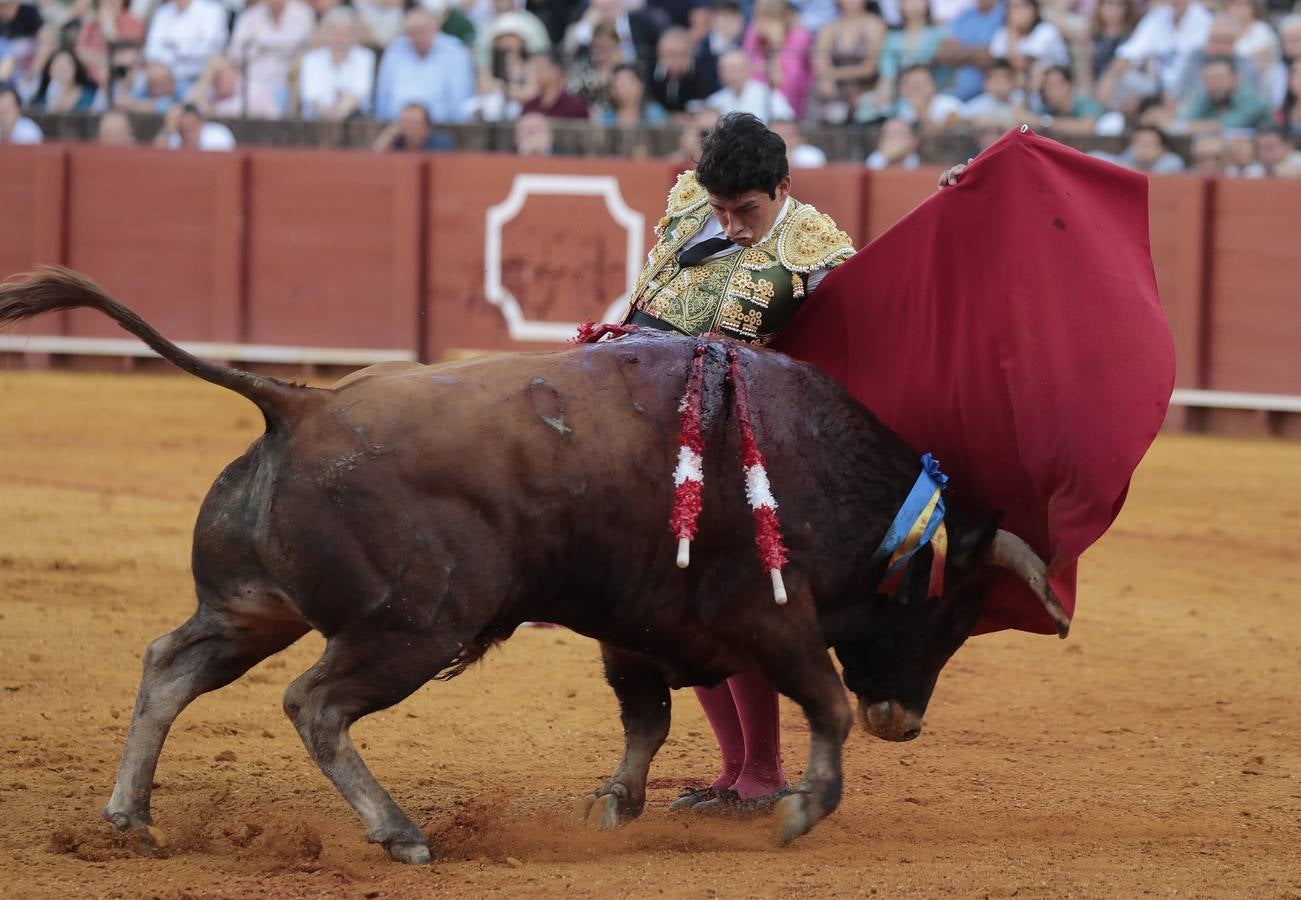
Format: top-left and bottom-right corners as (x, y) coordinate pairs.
(102, 806), (150, 833)
(571, 793), (597, 825)
(584, 793), (621, 831)
(386, 840), (432, 865)
(775, 793), (812, 845)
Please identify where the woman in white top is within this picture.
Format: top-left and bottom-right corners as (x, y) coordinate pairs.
(991, 0), (1069, 91)
(1228, 0), (1280, 74)
(299, 7), (377, 120)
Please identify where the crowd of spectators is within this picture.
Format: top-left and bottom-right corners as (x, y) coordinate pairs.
(2, 0), (1300, 176)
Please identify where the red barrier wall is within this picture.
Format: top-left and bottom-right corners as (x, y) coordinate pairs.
(245, 150), (423, 350)
(423, 154), (676, 360)
(1206, 178), (1301, 395)
(2, 145), (1300, 433)
(63, 146), (243, 342)
(0, 146), (64, 335)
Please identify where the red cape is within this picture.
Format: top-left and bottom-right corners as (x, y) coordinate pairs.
(772, 128), (1175, 636)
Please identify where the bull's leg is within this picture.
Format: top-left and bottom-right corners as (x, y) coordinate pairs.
(104, 605), (309, 841)
(281, 628), (457, 865)
(724, 609), (853, 843)
(577, 644), (671, 830)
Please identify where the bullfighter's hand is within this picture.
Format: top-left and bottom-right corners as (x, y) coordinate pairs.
(938, 158), (973, 188)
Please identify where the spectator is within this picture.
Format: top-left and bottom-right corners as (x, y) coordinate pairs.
(601, 62), (669, 124)
(570, 22), (625, 110)
(30, 48), (97, 112)
(1178, 56), (1271, 132)
(1109, 123), (1185, 174)
(991, 0), (1067, 88)
(75, 0), (145, 87)
(521, 47), (589, 118)
(866, 116), (921, 168)
(116, 60), (177, 113)
(646, 0), (708, 31)
(566, 0), (660, 72)
(1170, 16), (1263, 111)
(1228, 0), (1279, 77)
(188, 54), (281, 118)
(706, 47), (795, 121)
(935, 0), (1004, 101)
(744, 0), (814, 119)
(0, 0), (42, 85)
(1026, 64), (1101, 133)
(877, 0), (944, 109)
(650, 26), (714, 113)
(859, 61), (962, 127)
(1266, 16), (1301, 111)
(1224, 127), (1257, 173)
(1100, 0), (1211, 108)
(96, 107), (135, 144)
(959, 56), (1020, 125)
(228, 0), (315, 118)
(514, 108), (554, 154)
(812, 0), (887, 124)
(669, 103), (718, 160)
(770, 116), (827, 166)
(695, 0), (744, 94)
(467, 25), (531, 122)
(1189, 132), (1229, 175)
(1279, 58), (1301, 136)
(143, 0), (229, 90)
(0, 82), (41, 142)
(154, 101), (236, 150)
(374, 5), (476, 122)
(299, 7), (376, 120)
(1243, 126), (1301, 176)
(475, 2), (549, 73)
(1085, 0), (1136, 96)
(372, 100), (455, 150)
(355, 0), (405, 49)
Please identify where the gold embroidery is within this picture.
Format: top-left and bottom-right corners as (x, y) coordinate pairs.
(791, 272), (805, 300)
(740, 248), (773, 271)
(718, 298), (744, 331)
(666, 171), (708, 217)
(775, 204), (855, 273)
(729, 269), (777, 308)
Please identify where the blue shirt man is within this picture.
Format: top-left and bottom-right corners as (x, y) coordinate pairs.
(935, 0), (1004, 101)
(374, 8), (475, 123)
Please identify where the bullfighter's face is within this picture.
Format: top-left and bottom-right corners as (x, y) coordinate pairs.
(707, 175), (791, 247)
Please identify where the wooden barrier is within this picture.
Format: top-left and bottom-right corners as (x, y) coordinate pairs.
(2, 144), (1300, 437)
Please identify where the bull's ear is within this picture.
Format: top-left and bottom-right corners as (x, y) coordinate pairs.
(947, 511), (1002, 571)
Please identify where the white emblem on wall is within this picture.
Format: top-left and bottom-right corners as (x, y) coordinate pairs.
(484, 174), (646, 342)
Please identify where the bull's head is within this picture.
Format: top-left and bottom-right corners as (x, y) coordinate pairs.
(835, 520), (1070, 742)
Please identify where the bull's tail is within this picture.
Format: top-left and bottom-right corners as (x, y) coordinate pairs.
(0, 266), (310, 426)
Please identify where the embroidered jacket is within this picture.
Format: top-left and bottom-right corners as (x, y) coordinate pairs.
(625, 170), (855, 344)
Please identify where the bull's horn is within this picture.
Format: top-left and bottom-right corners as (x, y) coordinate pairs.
(987, 530), (1072, 639)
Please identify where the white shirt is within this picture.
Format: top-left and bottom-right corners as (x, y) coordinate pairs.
(228, 0), (315, 113)
(167, 121), (237, 150)
(931, 0), (974, 24)
(990, 22), (1070, 67)
(897, 93), (965, 126)
(706, 81), (796, 123)
(1115, 1), (1213, 97)
(789, 143), (828, 168)
(866, 151), (921, 170)
(677, 197), (835, 294)
(299, 45), (378, 117)
(2, 117), (44, 144)
(144, 0), (230, 83)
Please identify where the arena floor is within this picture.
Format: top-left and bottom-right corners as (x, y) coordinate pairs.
(0, 370), (1298, 899)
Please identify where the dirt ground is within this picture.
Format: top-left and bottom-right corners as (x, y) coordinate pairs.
(0, 370), (1297, 900)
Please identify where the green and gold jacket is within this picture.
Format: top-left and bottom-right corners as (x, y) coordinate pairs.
(625, 171), (855, 344)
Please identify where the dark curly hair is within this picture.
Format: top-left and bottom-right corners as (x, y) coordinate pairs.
(696, 112), (789, 200)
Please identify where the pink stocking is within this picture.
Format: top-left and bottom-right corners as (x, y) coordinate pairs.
(726, 670), (786, 798)
(692, 683), (744, 789)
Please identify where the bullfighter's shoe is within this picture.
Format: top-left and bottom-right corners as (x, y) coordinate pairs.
(668, 785), (722, 812)
(691, 783), (791, 817)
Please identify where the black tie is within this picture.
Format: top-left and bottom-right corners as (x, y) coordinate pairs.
(677, 236), (735, 268)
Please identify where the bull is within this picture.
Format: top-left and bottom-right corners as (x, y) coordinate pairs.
(0, 268), (1068, 864)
